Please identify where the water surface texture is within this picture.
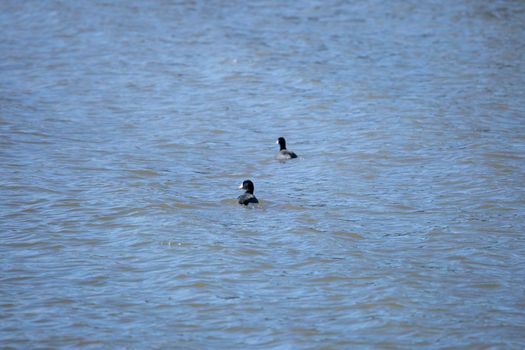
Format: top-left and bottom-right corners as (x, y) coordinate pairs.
(1, 1), (525, 348)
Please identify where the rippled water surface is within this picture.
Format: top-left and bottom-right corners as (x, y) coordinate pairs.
(2, 0), (525, 348)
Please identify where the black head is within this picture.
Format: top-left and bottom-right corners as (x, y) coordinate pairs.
(277, 137), (287, 150)
(239, 179), (255, 194)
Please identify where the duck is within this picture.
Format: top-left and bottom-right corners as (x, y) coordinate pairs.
(238, 179), (259, 205)
(276, 137), (298, 160)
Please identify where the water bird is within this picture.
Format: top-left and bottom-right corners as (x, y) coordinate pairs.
(238, 179), (259, 205)
(276, 137), (298, 160)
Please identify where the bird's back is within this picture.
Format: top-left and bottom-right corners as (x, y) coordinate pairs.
(238, 193), (259, 205)
(277, 149), (298, 160)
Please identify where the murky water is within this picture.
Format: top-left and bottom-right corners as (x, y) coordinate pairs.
(1, 0), (525, 348)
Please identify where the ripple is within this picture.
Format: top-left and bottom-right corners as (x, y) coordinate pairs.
(1, 0), (525, 348)
(127, 169), (160, 177)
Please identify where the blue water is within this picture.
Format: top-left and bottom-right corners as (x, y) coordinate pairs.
(1, 1), (525, 348)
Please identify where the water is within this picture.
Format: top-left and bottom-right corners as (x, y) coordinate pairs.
(1, 0), (525, 348)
